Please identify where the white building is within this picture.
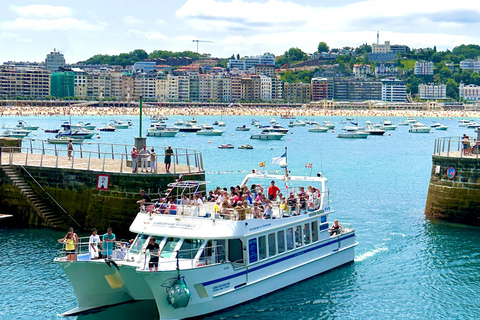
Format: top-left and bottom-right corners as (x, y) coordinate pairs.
(381, 78), (406, 102)
(133, 73), (156, 100)
(260, 75), (272, 101)
(45, 49), (65, 72)
(460, 57), (480, 73)
(372, 41), (391, 53)
(459, 82), (480, 101)
(418, 83), (446, 100)
(177, 75), (190, 101)
(155, 74), (168, 101)
(414, 61), (434, 75)
(167, 74), (179, 101)
(352, 64), (372, 78)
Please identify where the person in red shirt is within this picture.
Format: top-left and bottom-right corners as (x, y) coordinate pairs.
(267, 180), (280, 201)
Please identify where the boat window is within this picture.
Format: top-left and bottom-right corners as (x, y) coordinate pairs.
(295, 226), (302, 247)
(311, 221), (319, 242)
(304, 224), (311, 245)
(248, 238), (258, 263)
(216, 239), (226, 263)
(160, 237), (180, 258)
(268, 233), (276, 257)
(277, 230), (285, 253)
(199, 240), (212, 265)
(228, 239), (244, 264)
(178, 239), (204, 259)
(258, 236), (267, 260)
(286, 228), (294, 250)
(130, 234), (149, 254)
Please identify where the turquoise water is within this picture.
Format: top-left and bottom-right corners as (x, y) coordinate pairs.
(1, 115), (480, 319)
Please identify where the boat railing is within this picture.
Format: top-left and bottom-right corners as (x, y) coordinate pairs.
(55, 236), (131, 261)
(433, 136), (480, 159)
(327, 222), (354, 236)
(1, 140), (204, 174)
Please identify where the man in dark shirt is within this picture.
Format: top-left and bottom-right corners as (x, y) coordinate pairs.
(165, 146), (174, 173)
(137, 189), (152, 210)
(145, 237), (160, 271)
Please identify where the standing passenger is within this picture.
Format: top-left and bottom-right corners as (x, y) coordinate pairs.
(165, 145), (174, 173)
(102, 227), (116, 258)
(89, 228), (103, 260)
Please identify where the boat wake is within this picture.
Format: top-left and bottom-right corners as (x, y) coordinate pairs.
(354, 247), (388, 262)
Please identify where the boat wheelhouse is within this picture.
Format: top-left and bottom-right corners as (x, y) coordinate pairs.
(55, 172), (357, 319)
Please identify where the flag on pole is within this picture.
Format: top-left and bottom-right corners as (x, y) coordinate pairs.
(305, 163), (312, 168)
(259, 161), (265, 167)
(272, 152), (286, 165)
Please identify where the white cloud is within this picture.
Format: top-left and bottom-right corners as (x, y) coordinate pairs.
(0, 18), (105, 32)
(10, 5), (72, 19)
(124, 15), (142, 26)
(156, 19), (166, 25)
(0, 32), (31, 43)
(128, 29), (168, 41)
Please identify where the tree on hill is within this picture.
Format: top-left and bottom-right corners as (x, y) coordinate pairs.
(317, 42), (329, 53)
(452, 44), (480, 59)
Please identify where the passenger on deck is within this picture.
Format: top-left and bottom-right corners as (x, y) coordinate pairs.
(181, 194), (190, 206)
(329, 220), (343, 236)
(298, 194), (307, 213)
(60, 231), (76, 261)
(207, 191), (215, 202)
(167, 198), (177, 215)
(102, 227), (116, 258)
(191, 194), (203, 216)
(250, 184), (258, 200)
(267, 180), (280, 201)
(137, 190), (152, 211)
(307, 195), (315, 211)
(243, 200), (252, 216)
(89, 228), (103, 260)
(287, 193), (297, 214)
(145, 237), (160, 271)
(220, 200), (233, 219)
(252, 202), (262, 219)
(263, 199), (273, 219)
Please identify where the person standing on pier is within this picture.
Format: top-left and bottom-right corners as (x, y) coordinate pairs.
(67, 140), (73, 160)
(139, 146), (150, 173)
(131, 147), (138, 173)
(165, 145), (173, 173)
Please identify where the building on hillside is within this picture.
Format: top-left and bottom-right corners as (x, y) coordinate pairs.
(368, 52), (397, 62)
(0, 66), (50, 98)
(132, 62), (156, 74)
(45, 49), (65, 72)
(255, 65), (275, 77)
(228, 59), (246, 71)
(352, 64), (372, 78)
(414, 61), (434, 75)
(372, 41), (391, 53)
(375, 62), (398, 78)
(50, 71), (75, 98)
(155, 65), (172, 73)
(390, 45), (409, 53)
(418, 83), (446, 100)
(283, 82), (311, 103)
(331, 78), (382, 101)
(311, 78), (328, 101)
(459, 82), (480, 101)
(460, 57), (480, 72)
(382, 78), (407, 102)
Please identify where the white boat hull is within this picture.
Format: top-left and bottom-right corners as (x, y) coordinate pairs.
(308, 127), (329, 133)
(337, 132), (368, 138)
(408, 128), (430, 133)
(147, 130), (178, 137)
(196, 130), (224, 136)
(250, 133), (284, 140)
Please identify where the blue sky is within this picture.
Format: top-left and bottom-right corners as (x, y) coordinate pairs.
(1, 0), (480, 64)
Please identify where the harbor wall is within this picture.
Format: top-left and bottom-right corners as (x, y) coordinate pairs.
(425, 155), (480, 225)
(0, 165), (205, 234)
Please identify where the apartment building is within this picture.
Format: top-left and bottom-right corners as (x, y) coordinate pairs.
(260, 75), (272, 101)
(460, 57), (480, 72)
(331, 78), (382, 101)
(241, 75), (261, 101)
(271, 75), (283, 101)
(382, 78), (407, 102)
(459, 82), (480, 101)
(372, 41), (391, 53)
(167, 74), (179, 101)
(189, 73), (199, 102)
(45, 49), (65, 72)
(199, 74), (212, 101)
(72, 68), (87, 98)
(230, 75), (242, 102)
(255, 65), (275, 77)
(0, 66), (50, 98)
(133, 73), (156, 100)
(283, 82), (311, 103)
(352, 64), (372, 78)
(50, 71), (74, 98)
(414, 61), (434, 75)
(86, 69), (112, 99)
(375, 62), (398, 78)
(311, 78), (328, 101)
(155, 73), (168, 101)
(418, 83), (446, 100)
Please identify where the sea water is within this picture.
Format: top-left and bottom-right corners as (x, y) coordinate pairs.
(1, 115), (480, 319)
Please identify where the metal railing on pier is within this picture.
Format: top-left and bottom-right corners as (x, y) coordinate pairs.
(433, 137), (480, 159)
(1, 139), (204, 174)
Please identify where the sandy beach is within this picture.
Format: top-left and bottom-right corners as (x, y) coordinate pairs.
(0, 105), (479, 119)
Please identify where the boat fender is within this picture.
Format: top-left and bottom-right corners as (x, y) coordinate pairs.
(166, 279), (191, 309)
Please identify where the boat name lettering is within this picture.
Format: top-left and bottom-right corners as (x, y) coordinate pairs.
(152, 221), (199, 229)
(212, 282), (230, 292)
(248, 223), (272, 231)
(323, 207), (330, 212)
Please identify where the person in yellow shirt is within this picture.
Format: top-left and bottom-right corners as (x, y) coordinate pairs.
(63, 232), (75, 261)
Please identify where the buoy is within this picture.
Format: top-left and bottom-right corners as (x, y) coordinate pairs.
(166, 279), (191, 309)
(208, 141), (211, 143)
(388, 133), (391, 136)
(287, 138), (290, 140)
(332, 130), (334, 133)
(270, 147), (273, 150)
(231, 133), (234, 136)
(182, 134), (185, 137)
(97, 136), (101, 139)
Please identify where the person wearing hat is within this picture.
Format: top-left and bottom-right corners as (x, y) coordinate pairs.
(165, 145), (174, 173)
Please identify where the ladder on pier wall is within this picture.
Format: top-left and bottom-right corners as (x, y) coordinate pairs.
(1, 165), (67, 229)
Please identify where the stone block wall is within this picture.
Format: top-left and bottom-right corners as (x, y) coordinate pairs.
(425, 155), (480, 225)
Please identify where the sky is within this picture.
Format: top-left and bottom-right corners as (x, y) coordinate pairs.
(1, 0), (480, 64)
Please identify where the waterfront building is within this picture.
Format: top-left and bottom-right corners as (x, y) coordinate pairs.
(382, 78), (407, 102)
(110, 72), (132, 100)
(167, 74), (179, 101)
(331, 78), (382, 101)
(283, 82), (311, 103)
(414, 61), (434, 75)
(375, 62), (398, 78)
(199, 74), (212, 101)
(311, 78), (328, 101)
(459, 57), (480, 73)
(72, 68), (87, 98)
(0, 66), (50, 98)
(230, 75), (242, 102)
(132, 62), (156, 74)
(459, 82), (480, 101)
(45, 49), (65, 72)
(260, 75), (272, 101)
(241, 75), (261, 101)
(155, 73), (168, 102)
(271, 75), (283, 101)
(177, 75), (190, 101)
(352, 64), (372, 78)
(418, 83), (446, 100)
(50, 71), (75, 98)
(189, 73), (200, 102)
(86, 70), (111, 99)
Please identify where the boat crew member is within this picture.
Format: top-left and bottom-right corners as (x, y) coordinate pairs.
(145, 237), (160, 271)
(267, 180), (280, 201)
(329, 220), (343, 236)
(102, 227), (116, 258)
(165, 145), (174, 173)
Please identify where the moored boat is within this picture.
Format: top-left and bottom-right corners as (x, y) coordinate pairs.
(235, 125), (251, 131)
(250, 129), (285, 140)
(408, 123), (431, 133)
(218, 144), (234, 149)
(238, 144), (254, 149)
(196, 128), (224, 136)
(16, 120), (39, 130)
(308, 125), (329, 133)
(337, 131), (369, 138)
(47, 137), (84, 144)
(147, 127), (179, 137)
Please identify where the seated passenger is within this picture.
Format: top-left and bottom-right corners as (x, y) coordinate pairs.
(307, 195), (315, 211)
(287, 193), (297, 214)
(191, 193), (203, 216)
(167, 198), (177, 215)
(298, 195), (307, 213)
(252, 202), (262, 219)
(329, 219), (343, 236)
(263, 199), (273, 219)
(243, 200), (252, 216)
(220, 200), (232, 219)
(180, 194), (190, 206)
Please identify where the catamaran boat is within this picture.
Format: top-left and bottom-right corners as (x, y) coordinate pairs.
(250, 129), (285, 140)
(147, 127), (179, 137)
(408, 123), (431, 133)
(308, 125), (329, 133)
(55, 172), (357, 318)
(16, 120), (39, 130)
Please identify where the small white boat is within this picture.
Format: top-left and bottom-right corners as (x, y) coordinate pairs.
(399, 118), (417, 126)
(236, 125), (251, 131)
(363, 125), (385, 136)
(16, 120), (39, 130)
(250, 129), (285, 140)
(98, 124), (116, 132)
(218, 121), (226, 127)
(322, 120), (335, 129)
(308, 125), (329, 133)
(0, 129), (28, 138)
(111, 120), (130, 129)
(47, 137), (84, 144)
(9, 128), (31, 136)
(435, 124), (449, 130)
(408, 123), (430, 133)
(458, 119), (472, 127)
(79, 122), (96, 130)
(270, 118), (277, 124)
(466, 122), (480, 129)
(174, 119), (185, 126)
(430, 121), (442, 128)
(196, 128), (224, 136)
(57, 128), (96, 139)
(147, 127), (179, 137)
(337, 131), (369, 138)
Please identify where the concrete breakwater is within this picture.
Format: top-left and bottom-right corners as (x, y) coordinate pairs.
(425, 137), (480, 225)
(0, 138), (205, 234)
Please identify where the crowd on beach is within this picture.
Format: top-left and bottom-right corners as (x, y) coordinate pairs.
(0, 104), (480, 119)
